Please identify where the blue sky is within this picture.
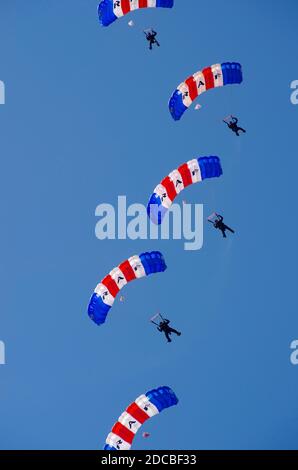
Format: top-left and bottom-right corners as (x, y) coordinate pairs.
(0, 0), (298, 450)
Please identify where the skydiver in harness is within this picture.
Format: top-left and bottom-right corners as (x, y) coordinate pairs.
(208, 213), (235, 238)
(158, 319), (181, 343)
(150, 313), (181, 343)
(224, 116), (246, 136)
(144, 29), (160, 50)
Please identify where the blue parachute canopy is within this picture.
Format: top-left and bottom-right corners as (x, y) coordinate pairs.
(169, 62), (243, 121)
(98, 0), (174, 27)
(88, 251), (167, 325)
(104, 386), (179, 450)
(147, 156), (223, 225)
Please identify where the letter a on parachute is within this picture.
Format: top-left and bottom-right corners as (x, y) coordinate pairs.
(88, 251), (167, 325)
(169, 62), (243, 120)
(104, 386), (178, 450)
(147, 156), (223, 225)
(98, 0), (174, 27)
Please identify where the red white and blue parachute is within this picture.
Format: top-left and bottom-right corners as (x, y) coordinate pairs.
(147, 156), (223, 224)
(169, 62), (243, 121)
(98, 0), (174, 27)
(88, 251), (167, 325)
(104, 386), (178, 450)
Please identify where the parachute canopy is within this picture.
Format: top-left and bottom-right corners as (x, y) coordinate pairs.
(147, 156), (223, 224)
(88, 251), (167, 325)
(169, 62), (243, 121)
(104, 386), (178, 450)
(98, 0), (174, 27)
(207, 212), (219, 223)
(150, 312), (164, 325)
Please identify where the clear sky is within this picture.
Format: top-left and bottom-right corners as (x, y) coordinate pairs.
(0, 0), (298, 450)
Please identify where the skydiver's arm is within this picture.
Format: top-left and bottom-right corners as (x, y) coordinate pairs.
(165, 319), (170, 324)
(232, 117), (238, 123)
(157, 327), (162, 332)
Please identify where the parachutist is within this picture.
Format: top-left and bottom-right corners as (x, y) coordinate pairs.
(157, 319), (181, 343)
(224, 116), (246, 136)
(208, 214), (235, 238)
(144, 30), (160, 50)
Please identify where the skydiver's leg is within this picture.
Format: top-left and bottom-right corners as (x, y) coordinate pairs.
(156, 40), (160, 47)
(231, 127), (239, 136)
(168, 328), (181, 336)
(221, 229), (227, 238)
(237, 127), (246, 134)
(165, 331), (172, 342)
(224, 224), (235, 234)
